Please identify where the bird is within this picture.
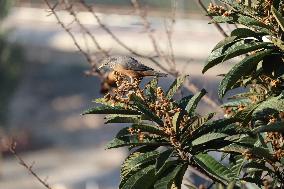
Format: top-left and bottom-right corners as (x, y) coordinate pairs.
(98, 56), (167, 82)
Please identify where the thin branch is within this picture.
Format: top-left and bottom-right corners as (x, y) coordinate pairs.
(131, 0), (173, 68)
(44, 0), (103, 76)
(9, 143), (53, 189)
(166, 0), (177, 68)
(79, 0), (169, 74)
(62, 0), (109, 57)
(196, 0), (228, 37)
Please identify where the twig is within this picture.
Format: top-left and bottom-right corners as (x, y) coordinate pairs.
(79, 0), (169, 74)
(44, 0), (103, 76)
(166, 0), (177, 68)
(62, 0), (109, 57)
(131, 0), (173, 68)
(9, 143), (53, 189)
(196, 0), (228, 37)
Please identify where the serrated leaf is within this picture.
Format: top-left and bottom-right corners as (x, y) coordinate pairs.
(166, 75), (187, 99)
(191, 133), (228, 146)
(145, 78), (158, 102)
(271, 6), (284, 31)
(230, 28), (266, 39)
(185, 89), (206, 115)
(121, 165), (156, 189)
(237, 15), (274, 34)
(82, 106), (140, 115)
(172, 112), (180, 133)
(210, 15), (235, 23)
(193, 153), (233, 184)
(116, 124), (166, 138)
(106, 136), (169, 149)
(203, 41), (271, 74)
(121, 151), (159, 180)
(271, 38), (284, 51)
(130, 94), (163, 125)
(252, 93), (284, 119)
(221, 98), (251, 108)
(212, 36), (238, 51)
(253, 122), (284, 133)
(105, 115), (141, 124)
(177, 95), (194, 110)
(229, 155), (245, 178)
(154, 163), (187, 189)
(243, 161), (272, 173)
(218, 50), (273, 97)
(93, 97), (124, 107)
(191, 118), (237, 138)
(155, 149), (174, 174)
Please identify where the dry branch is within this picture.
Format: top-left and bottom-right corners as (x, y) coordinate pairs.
(10, 143), (53, 189)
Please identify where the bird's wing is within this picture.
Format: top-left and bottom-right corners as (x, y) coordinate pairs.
(125, 57), (154, 71)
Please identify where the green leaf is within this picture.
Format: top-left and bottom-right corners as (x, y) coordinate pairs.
(155, 149), (174, 174)
(229, 155), (245, 178)
(253, 93), (284, 119)
(105, 115), (141, 124)
(116, 124), (166, 138)
(253, 122), (284, 133)
(243, 161), (273, 173)
(154, 163), (188, 189)
(121, 151), (159, 180)
(218, 50), (273, 97)
(93, 97), (124, 107)
(271, 38), (284, 51)
(106, 136), (169, 149)
(230, 28), (266, 39)
(271, 6), (284, 31)
(191, 118), (237, 138)
(130, 94), (164, 125)
(193, 153), (233, 184)
(185, 89), (207, 115)
(203, 41), (271, 73)
(82, 106), (140, 115)
(212, 36), (238, 51)
(121, 165), (156, 189)
(172, 112), (180, 134)
(220, 144), (248, 154)
(166, 75), (187, 99)
(237, 15), (274, 34)
(210, 15), (235, 24)
(191, 133), (228, 146)
(145, 78), (158, 102)
(178, 95), (194, 110)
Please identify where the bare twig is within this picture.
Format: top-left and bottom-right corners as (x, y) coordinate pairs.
(131, 0), (173, 68)
(196, 0), (228, 37)
(165, 0), (177, 67)
(62, 0), (109, 57)
(79, 0), (169, 74)
(44, 0), (103, 76)
(9, 143), (53, 189)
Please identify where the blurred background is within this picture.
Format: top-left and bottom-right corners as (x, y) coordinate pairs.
(0, 0), (230, 188)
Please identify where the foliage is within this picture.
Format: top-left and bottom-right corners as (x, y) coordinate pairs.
(85, 0), (284, 188)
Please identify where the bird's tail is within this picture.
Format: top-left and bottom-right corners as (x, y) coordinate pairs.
(155, 72), (168, 77)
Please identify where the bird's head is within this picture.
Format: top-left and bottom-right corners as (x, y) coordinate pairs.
(98, 56), (118, 70)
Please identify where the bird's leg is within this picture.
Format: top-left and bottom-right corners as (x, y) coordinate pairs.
(130, 77), (134, 84)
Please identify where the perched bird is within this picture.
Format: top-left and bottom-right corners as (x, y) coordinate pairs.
(98, 56), (167, 82)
